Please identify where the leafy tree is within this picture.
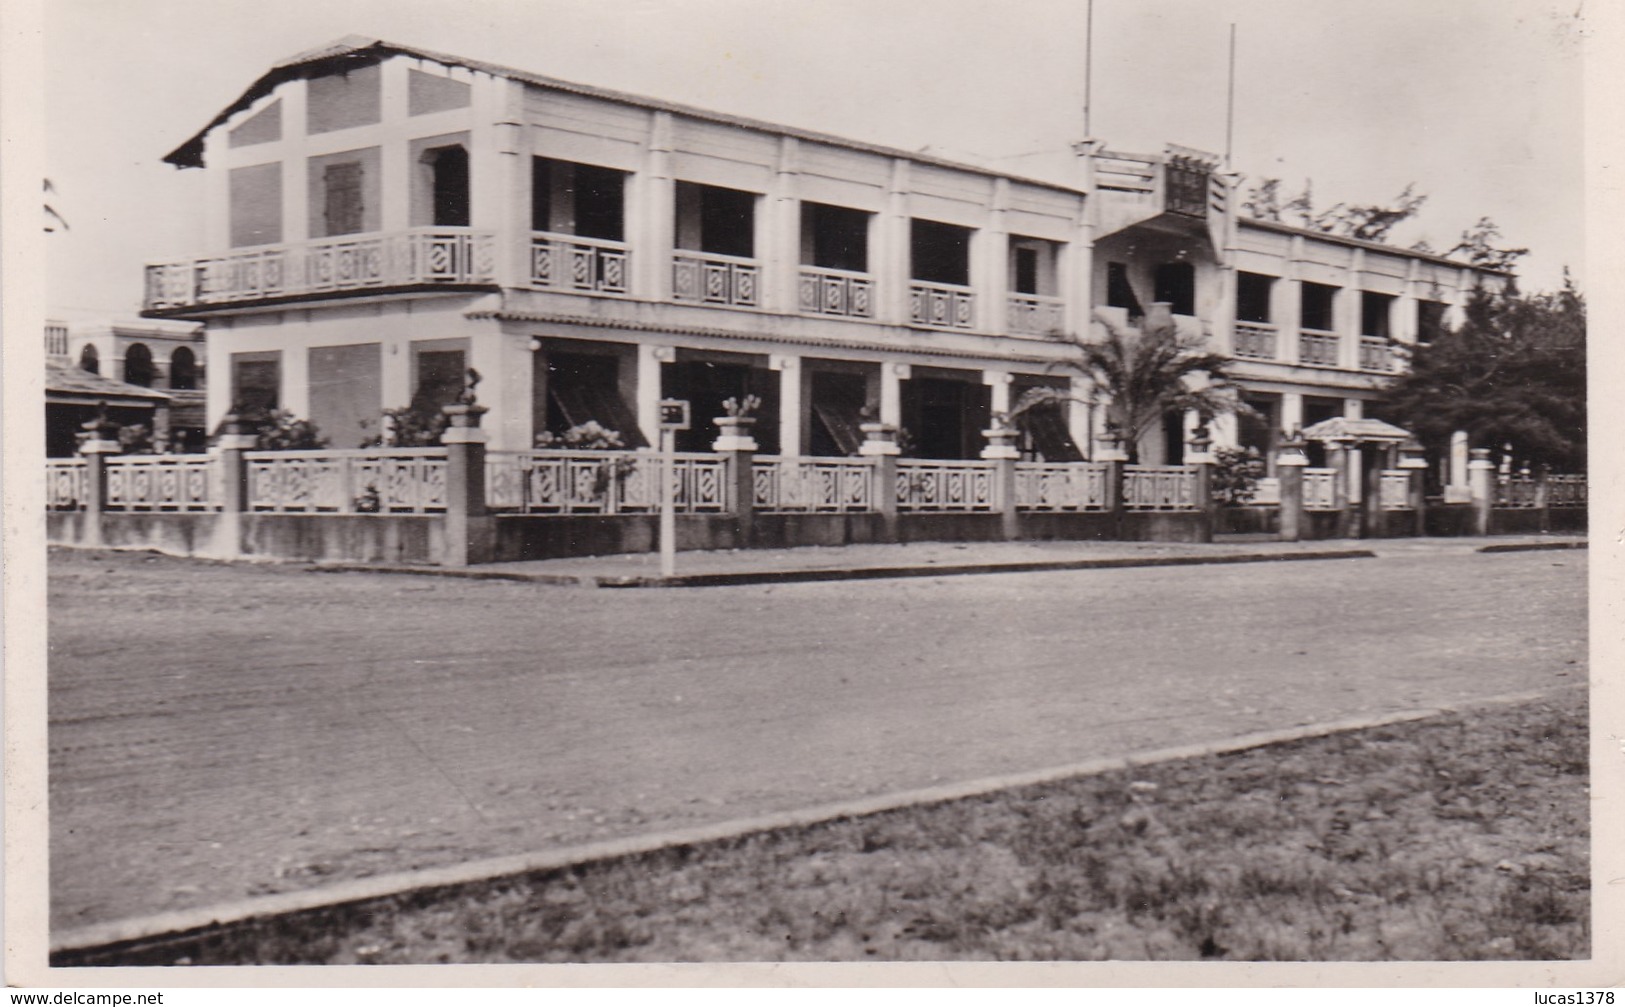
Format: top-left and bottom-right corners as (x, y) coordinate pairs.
(363, 405), (447, 447)
(1244, 178), (1426, 243)
(1447, 217), (1529, 272)
(1011, 313), (1251, 463)
(1378, 278), (1585, 473)
(1210, 445), (1266, 505)
(252, 409), (329, 450)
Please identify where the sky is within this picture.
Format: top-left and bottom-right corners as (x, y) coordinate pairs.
(42, 0), (1589, 317)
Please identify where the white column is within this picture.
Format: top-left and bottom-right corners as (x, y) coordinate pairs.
(379, 322), (411, 414)
(466, 328), (530, 452)
(1210, 411), (1240, 451)
(636, 344), (674, 444)
(277, 80), (309, 247)
(1066, 376), (1092, 456)
(203, 130), (233, 251)
(772, 354), (801, 456)
(1343, 398), (1364, 420)
(1281, 391), (1304, 434)
(206, 324), (233, 430)
(283, 345), (311, 420)
(1214, 263), (1237, 355)
(767, 137), (800, 315)
(876, 159), (911, 325)
(880, 362), (910, 428)
(1282, 236), (1305, 365)
(983, 369), (1012, 420)
(1341, 248), (1365, 370)
(378, 59), (412, 235)
(638, 112), (676, 301)
(978, 178), (1010, 332)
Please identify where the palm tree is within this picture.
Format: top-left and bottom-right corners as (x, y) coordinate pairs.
(1004, 308), (1250, 463)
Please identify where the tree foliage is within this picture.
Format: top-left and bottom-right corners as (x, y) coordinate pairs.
(1447, 217), (1530, 272)
(1378, 278), (1585, 472)
(1243, 178), (1426, 242)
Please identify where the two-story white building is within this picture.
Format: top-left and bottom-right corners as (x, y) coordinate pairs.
(141, 36), (1501, 468)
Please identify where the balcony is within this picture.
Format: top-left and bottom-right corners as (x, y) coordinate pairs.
(1006, 294), (1065, 337)
(909, 281), (975, 330)
(530, 232), (630, 295)
(798, 267), (874, 319)
(1359, 336), (1396, 372)
(143, 228), (497, 311)
(1232, 322), (1278, 360)
(1298, 330), (1340, 368)
(672, 251), (760, 308)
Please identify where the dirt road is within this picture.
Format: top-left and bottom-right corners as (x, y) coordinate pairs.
(46, 547), (1586, 930)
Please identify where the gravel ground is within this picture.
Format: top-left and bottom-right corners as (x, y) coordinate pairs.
(47, 545), (1586, 932)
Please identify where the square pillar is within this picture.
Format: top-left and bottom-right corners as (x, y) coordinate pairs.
(1276, 444), (1308, 542)
(1468, 447), (1496, 536)
(880, 362), (910, 429)
(860, 424), (900, 542)
(772, 354), (801, 457)
(441, 403), (493, 567)
(636, 344), (674, 445)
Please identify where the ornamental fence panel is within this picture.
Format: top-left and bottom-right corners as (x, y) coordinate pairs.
(1122, 465), (1198, 511)
(896, 459), (997, 512)
(246, 449), (447, 514)
(103, 454), (222, 512)
(1014, 462), (1110, 511)
(1546, 474), (1587, 507)
(46, 458), (89, 511)
(1495, 476), (1540, 509)
(751, 457), (876, 513)
(1379, 470), (1413, 510)
(1303, 468), (1339, 511)
(486, 450), (727, 514)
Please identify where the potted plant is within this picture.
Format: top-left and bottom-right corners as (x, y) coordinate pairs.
(713, 394), (761, 451)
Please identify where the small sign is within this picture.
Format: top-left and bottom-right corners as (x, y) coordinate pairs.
(658, 399), (691, 431)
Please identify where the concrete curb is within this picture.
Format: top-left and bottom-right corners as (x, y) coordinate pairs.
(49, 683), (1580, 964)
(312, 547), (1380, 590)
(1477, 540), (1588, 554)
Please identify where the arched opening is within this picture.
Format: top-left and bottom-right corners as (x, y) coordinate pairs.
(79, 344), (99, 375)
(123, 343), (155, 387)
(170, 347), (198, 390)
(427, 146), (470, 227)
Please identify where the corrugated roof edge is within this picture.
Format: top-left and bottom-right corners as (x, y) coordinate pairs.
(163, 36), (1084, 195)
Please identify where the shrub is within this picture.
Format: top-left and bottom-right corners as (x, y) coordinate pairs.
(252, 410), (328, 451)
(1211, 445), (1266, 505)
(535, 421), (625, 451)
(363, 406), (448, 448)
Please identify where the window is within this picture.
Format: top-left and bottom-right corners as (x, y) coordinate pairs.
(1417, 300), (1448, 344)
(1300, 282), (1337, 332)
(411, 349), (466, 417)
(676, 182), (755, 258)
(123, 343), (155, 387)
(1153, 262), (1196, 316)
(533, 159), (628, 241)
(79, 344), (99, 375)
(1235, 272), (1274, 323)
(229, 163), (282, 248)
(426, 146), (470, 227)
(308, 148), (381, 238)
(1361, 292), (1395, 339)
(1106, 262), (1143, 316)
(170, 347), (198, 391)
(910, 219), (971, 286)
(801, 203), (869, 272)
(231, 353), (281, 415)
(1009, 237), (1060, 296)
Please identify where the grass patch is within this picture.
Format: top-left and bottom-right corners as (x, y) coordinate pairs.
(73, 689), (1588, 964)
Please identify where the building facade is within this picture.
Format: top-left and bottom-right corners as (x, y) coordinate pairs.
(141, 37), (1500, 469)
(46, 316), (207, 455)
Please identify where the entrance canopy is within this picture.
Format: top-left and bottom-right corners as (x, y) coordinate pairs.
(1301, 417), (1412, 444)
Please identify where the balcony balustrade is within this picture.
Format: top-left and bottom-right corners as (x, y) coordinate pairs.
(1232, 322), (1278, 361)
(1359, 336), (1396, 372)
(143, 228), (497, 311)
(909, 281), (976, 330)
(672, 251), (760, 308)
(1298, 330), (1341, 368)
(1006, 294), (1065, 337)
(530, 232), (630, 295)
(797, 267), (874, 319)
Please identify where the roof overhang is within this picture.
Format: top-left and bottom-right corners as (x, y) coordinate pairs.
(1301, 416), (1413, 444)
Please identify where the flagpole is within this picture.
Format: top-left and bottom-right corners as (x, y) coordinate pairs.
(1083, 0), (1093, 139)
(1224, 23), (1236, 169)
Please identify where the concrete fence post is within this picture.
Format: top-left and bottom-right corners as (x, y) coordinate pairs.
(215, 413), (258, 558)
(1535, 465), (1552, 534)
(981, 426), (1021, 541)
(442, 402), (493, 567)
(1097, 434), (1128, 537)
(859, 422), (901, 543)
(1328, 441), (1354, 539)
(1398, 438), (1429, 537)
(1468, 447), (1496, 536)
(712, 417), (759, 549)
(1275, 441), (1308, 543)
(77, 411), (123, 549)
(1186, 426), (1215, 542)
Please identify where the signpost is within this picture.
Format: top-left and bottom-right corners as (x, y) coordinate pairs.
(657, 399), (690, 578)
